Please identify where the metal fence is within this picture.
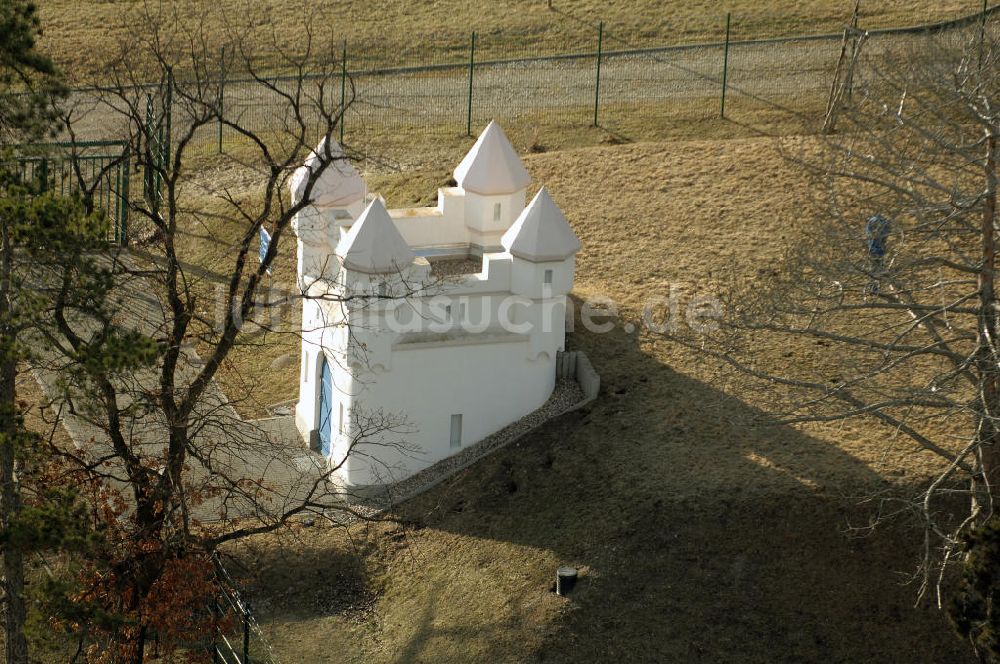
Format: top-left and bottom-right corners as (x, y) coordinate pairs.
(7, 141), (131, 244)
(63, 4), (1000, 172)
(211, 553), (281, 664)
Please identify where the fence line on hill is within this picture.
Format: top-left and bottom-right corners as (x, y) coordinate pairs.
(62, 3), (1000, 172)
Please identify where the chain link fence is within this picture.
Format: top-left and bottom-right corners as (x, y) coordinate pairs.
(62, 4), (1000, 172)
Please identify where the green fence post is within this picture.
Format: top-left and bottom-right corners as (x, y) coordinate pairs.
(119, 146), (130, 245)
(721, 12), (731, 119)
(105, 158), (112, 216)
(242, 607), (250, 664)
(980, 0), (989, 69)
(593, 21), (603, 127)
(218, 46), (225, 154)
(115, 155), (123, 244)
(466, 31), (476, 137)
(38, 158), (48, 193)
(144, 93), (153, 203)
(340, 42), (347, 144)
(155, 121), (164, 216)
(165, 68), (173, 174)
(212, 601), (221, 664)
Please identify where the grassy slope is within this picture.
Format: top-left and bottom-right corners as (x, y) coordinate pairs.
(227, 137), (971, 663)
(25, 2), (985, 661)
(38, 0), (978, 81)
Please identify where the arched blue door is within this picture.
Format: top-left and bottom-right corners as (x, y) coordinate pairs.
(318, 357), (333, 456)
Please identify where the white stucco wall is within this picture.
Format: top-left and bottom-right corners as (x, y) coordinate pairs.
(464, 189), (527, 249)
(294, 240), (573, 486)
(332, 337), (556, 486)
(292, 167), (577, 488)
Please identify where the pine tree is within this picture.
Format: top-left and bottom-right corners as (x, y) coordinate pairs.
(0, 3), (78, 662)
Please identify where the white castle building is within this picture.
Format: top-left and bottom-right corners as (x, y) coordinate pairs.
(292, 121), (580, 487)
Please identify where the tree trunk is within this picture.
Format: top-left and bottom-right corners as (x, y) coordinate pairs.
(133, 625), (146, 664)
(1, 356), (27, 664)
(0, 214), (28, 664)
(975, 129), (1000, 518)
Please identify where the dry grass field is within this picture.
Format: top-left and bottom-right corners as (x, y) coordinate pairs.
(13, 2), (992, 662)
(36, 0), (983, 81)
(211, 136), (972, 663)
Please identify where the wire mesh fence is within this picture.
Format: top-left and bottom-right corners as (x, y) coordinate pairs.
(59, 3), (1000, 173)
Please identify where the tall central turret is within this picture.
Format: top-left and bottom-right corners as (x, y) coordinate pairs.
(453, 120), (532, 251)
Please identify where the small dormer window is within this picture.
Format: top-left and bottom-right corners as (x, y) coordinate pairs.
(493, 202), (502, 222)
(450, 414), (463, 448)
(544, 269), (554, 286)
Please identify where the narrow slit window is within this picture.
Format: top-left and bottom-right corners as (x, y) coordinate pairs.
(339, 403), (344, 434)
(450, 414), (463, 448)
(493, 202), (502, 222)
(544, 269), (554, 286)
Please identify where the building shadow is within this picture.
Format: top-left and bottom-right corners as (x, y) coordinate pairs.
(229, 533), (372, 623)
(385, 311), (972, 663)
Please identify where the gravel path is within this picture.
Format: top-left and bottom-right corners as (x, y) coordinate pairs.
(30, 261), (337, 525)
(60, 27), (955, 161)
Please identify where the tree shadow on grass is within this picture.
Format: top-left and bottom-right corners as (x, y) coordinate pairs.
(387, 312), (973, 663)
(226, 532), (373, 623)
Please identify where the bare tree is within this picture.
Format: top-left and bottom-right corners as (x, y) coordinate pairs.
(24, 3), (428, 660)
(669, 23), (1000, 629)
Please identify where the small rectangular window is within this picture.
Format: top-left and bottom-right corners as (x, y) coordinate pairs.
(493, 202), (502, 221)
(450, 414), (463, 448)
(543, 269), (554, 285)
(339, 403), (344, 434)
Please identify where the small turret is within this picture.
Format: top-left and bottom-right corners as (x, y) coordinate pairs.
(454, 121), (531, 249)
(289, 137), (366, 213)
(291, 137), (368, 287)
(337, 198), (416, 276)
(503, 187), (580, 299)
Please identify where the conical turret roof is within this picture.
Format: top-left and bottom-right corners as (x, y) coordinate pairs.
(453, 121), (531, 195)
(501, 187), (580, 262)
(289, 137), (366, 208)
(337, 199), (415, 274)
